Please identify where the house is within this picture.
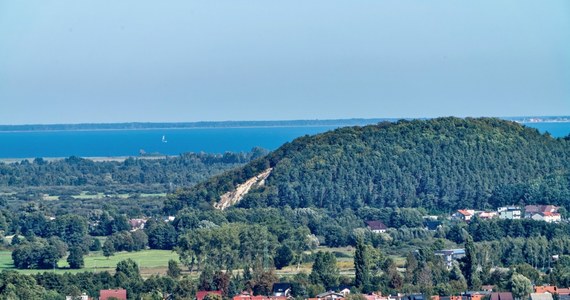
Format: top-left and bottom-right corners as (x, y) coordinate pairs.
(432, 292), (489, 300)
(463, 291), (491, 300)
(557, 288), (570, 296)
(534, 286), (559, 294)
(530, 293), (554, 300)
(530, 212), (561, 223)
(272, 283), (292, 297)
(334, 285), (352, 296)
(129, 218), (147, 231)
(100, 289), (127, 300)
(432, 296), (468, 300)
(366, 221), (388, 233)
(489, 292), (513, 300)
(314, 291), (346, 300)
(403, 294), (426, 300)
(435, 249), (465, 268)
(233, 292), (287, 300)
(525, 205), (559, 215)
(498, 206), (521, 220)
(66, 293), (89, 300)
(478, 212), (497, 220)
(197, 290), (223, 300)
(365, 293), (399, 300)
(453, 210), (475, 221)
(481, 285), (495, 292)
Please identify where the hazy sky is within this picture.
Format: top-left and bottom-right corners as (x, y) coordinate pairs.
(1, 1), (569, 124)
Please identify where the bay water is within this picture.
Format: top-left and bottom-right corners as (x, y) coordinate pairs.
(0, 122), (568, 159)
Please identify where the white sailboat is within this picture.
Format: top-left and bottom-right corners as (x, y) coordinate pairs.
(162, 135), (168, 143)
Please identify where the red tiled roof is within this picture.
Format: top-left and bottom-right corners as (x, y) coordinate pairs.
(100, 289), (127, 300)
(458, 210), (472, 216)
(525, 205), (558, 214)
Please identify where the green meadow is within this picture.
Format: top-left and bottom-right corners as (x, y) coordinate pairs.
(0, 250), (179, 276)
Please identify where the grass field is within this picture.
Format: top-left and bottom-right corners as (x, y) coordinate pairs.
(0, 249), (179, 277)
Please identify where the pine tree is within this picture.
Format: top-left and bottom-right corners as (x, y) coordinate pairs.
(462, 236), (481, 290)
(354, 237), (370, 291)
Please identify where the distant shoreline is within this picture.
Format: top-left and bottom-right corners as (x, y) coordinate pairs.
(0, 155), (170, 164)
(0, 118), (392, 133)
(0, 124), (348, 134)
(0, 117), (568, 132)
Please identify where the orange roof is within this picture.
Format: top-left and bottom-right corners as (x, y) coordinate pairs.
(543, 212), (560, 217)
(458, 210), (472, 216)
(534, 286), (557, 294)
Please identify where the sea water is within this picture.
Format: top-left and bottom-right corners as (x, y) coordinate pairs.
(0, 123), (568, 159)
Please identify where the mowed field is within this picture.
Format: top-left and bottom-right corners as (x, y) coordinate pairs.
(0, 247), (404, 278)
(0, 250), (179, 277)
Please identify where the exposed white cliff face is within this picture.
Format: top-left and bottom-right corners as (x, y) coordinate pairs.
(214, 168), (272, 210)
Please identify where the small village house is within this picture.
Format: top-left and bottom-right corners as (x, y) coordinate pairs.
(366, 221), (388, 233)
(498, 206), (521, 220)
(99, 289), (127, 300)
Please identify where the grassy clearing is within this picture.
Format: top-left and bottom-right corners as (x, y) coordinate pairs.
(0, 250), (179, 277)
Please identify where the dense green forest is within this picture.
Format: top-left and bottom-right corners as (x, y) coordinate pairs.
(0, 149), (266, 189)
(168, 118), (570, 213)
(3, 118), (570, 299)
(0, 149), (267, 214)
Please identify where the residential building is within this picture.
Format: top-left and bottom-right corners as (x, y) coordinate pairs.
(481, 285), (495, 292)
(233, 294), (286, 300)
(489, 292), (513, 300)
(129, 218), (147, 231)
(498, 206), (521, 220)
(66, 294), (90, 300)
(478, 212), (497, 219)
(534, 286), (556, 294)
(530, 293), (554, 300)
(530, 212), (561, 223)
(453, 210), (475, 221)
(100, 289), (127, 300)
(403, 294), (426, 300)
(314, 291), (345, 300)
(272, 283), (292, 297)
(525, 205), (559, 215)
(335, 285), (351, 296)
(435, 249), (465, 268)
(366, 221), (388, 233)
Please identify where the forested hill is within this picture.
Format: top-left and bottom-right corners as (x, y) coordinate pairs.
(166, 117), (570, 213)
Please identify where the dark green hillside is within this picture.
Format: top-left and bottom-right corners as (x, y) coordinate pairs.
(166, 118), (570, 213)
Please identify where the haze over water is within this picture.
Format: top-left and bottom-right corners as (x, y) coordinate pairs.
(0, 122), (568, 159)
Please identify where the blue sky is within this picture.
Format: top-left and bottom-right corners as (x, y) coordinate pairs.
(0, 1), (569, 124)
